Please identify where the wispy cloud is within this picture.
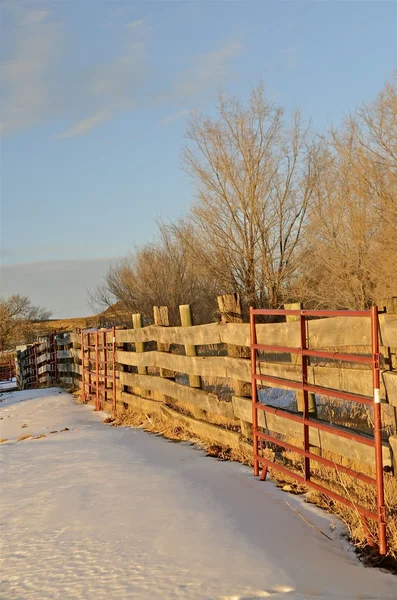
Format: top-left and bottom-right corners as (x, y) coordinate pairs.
(174, 41), (243, 100)
(1, 9), (243, 138)
(22, 10), (51, 26)
(1, 10), (151, 138)
(126, 19), (144, 29)
(161, 109), (196, 126)
(57, 111), (110, 138)
(57, 19), (152, 137)
(1, 9), (63, 136)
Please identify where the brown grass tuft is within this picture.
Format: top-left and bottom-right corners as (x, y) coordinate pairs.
(17, 434), (31, 441)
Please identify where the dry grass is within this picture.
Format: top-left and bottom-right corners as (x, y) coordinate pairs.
(32, 434), (46, 440)
(0, 438), (8, 443)
(33, 315), (99, 336)
(17, 434), (31, 441)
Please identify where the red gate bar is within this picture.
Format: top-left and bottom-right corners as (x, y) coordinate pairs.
(250, 306), (387, 555)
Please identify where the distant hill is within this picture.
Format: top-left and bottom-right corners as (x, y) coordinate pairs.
(33, 302), (131, 336)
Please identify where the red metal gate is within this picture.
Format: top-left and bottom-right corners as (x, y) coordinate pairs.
(49, 333), (58, 383)
(24, 344), (39, 389)
(81, 328), (117, 412)
(0, 356), (16, 381)
(250, 306), (387, 555)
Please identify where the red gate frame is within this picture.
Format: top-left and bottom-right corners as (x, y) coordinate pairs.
(81, 328), (117, 413)
(23, 343), (39, 389)
(250, 306), (387, 555)
(0, 357), (16, 381)
(49, 333), (58, 383)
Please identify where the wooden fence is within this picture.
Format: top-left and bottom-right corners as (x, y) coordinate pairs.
(15, 297), (397, 474)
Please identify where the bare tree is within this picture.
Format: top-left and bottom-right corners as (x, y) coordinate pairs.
(178, 84), (316, 310)
(295, 75), (397, 308)
(90, 223), (219, 325)
(0, 295), (52, 351)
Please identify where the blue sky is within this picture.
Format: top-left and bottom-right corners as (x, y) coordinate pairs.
(1, 1), (396, 317)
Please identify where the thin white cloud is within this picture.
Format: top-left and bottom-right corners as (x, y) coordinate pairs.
(1, 9), (242, 138)
(22, 10), (51, 26)
(0, 10), (62, 136)
(126, 19), (144, 29)
(56, 20), (151, 138)
(58, 110), (110, 138)
(174, 41), (243, 99)
(161, 109), (195, 126)
(1, 10), (150, 138)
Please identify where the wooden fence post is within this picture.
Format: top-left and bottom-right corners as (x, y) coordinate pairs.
(179, 304), (201, 389)
(217, 293), (251, 396)
(153, 306), (175, 380)
(377, 298), (397, 434)
(284, 302), (317, 416)
(217, 293), (252, 439)
(132, 313), (147, 376)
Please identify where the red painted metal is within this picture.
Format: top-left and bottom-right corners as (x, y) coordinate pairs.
(250, 306), (388, 555)
(81, 328), (117, 413)
(253, 373), (374, 405)
(371, 306), (387, 555)
(49, 333), (58, 383)
(0, 357), (15, 381)
(252, 344), (372, 365)
(81, 331), (86, 402)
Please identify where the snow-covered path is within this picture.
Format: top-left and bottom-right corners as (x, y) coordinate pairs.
(0, 389), (396, 600)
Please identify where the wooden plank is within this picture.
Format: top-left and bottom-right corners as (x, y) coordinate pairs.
(120, 391), (164, 415)
(389, 435), (397, 474)
(117, 350), (239, 380)
(232, 396), (391, 468)
(383, 371), (397, 409)
(119, 371), (235, 418)
(114, 314), (396, 350)
(56, 335), (72, 346)
(117, 350), (383, 398)
(37, 352), (50, 365)
(56, 349), (72, 360)
(285, 302), (316, 415)
(161, 404), (242, 449)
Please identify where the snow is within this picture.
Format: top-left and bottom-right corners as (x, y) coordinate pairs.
(0, 377), (17, 392)
(0, 388), (395, 600)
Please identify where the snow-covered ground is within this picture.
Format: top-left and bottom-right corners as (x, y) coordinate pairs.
(0, 377), (17, 392)
(0, 388), (395, 600)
